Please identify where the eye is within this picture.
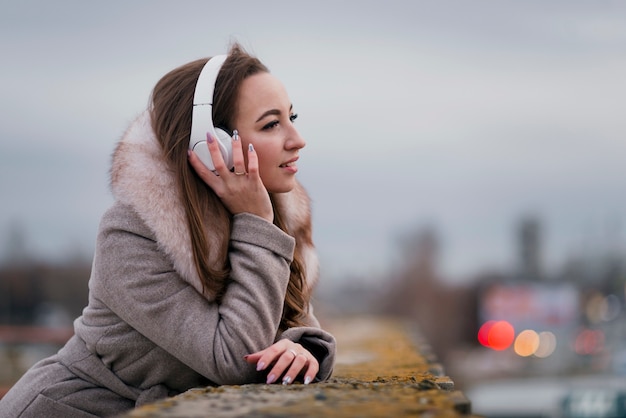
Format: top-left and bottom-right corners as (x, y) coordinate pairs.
(260, 113), (298, 131)
(262, 120), (279, 130)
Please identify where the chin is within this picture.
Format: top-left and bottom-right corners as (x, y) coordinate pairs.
(266, 180), (296, 194)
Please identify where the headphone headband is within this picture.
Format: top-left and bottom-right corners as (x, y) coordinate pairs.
(190, 55), (227, 150)
(189, 55), (233, 171)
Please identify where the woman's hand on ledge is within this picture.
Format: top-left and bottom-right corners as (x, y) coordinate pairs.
(244, 339), (319, 385)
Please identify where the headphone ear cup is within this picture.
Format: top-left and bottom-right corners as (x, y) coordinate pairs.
(214, 128), (234, 170)
(190, 129), (233, 172)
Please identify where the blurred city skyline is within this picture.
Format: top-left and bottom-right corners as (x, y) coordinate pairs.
(1, 1), (625, 283)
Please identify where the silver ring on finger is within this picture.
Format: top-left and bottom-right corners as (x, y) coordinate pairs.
(288, 349), (298, 357)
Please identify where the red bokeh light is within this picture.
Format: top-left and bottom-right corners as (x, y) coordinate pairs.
(574, 328), (605, 355)
(478, 320), (496, 347)
(478, 320), (515, 351)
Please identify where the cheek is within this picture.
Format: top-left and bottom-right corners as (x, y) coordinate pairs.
(254, 145), (281, 184)
(248, 141), (270, 163)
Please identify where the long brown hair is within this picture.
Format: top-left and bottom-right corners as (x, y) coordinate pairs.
(149, 43), (309, 330)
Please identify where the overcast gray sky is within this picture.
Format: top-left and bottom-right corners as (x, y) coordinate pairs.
(1, 0), (625, 284)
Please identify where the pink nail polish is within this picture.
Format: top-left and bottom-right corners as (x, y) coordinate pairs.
(266, 374), (276, 384)
(256, 361), (265, 371)
(206, 132), (214, 144)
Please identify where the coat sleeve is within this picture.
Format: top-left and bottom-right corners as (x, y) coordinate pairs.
(90, 206), (293, 385)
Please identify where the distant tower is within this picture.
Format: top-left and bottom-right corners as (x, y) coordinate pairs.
(517, 216), (542, 280)
(400, 226), (439, 279)
(3, 221), (29, 266)
(415, 227), (438, 279)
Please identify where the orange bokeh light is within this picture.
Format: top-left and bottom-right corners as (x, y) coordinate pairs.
(514, 329), (540, 357)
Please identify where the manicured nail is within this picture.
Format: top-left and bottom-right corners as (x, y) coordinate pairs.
(304, 376), (312, 385)
(256, 361), (265, 371)
(233, 129), (239, 141)
(248, 144), (254, 152)
(266, 374), (276, 384)
(282, 376), (292, 385)
(187, 150), (192, 158)
(206, 132), (214, 144)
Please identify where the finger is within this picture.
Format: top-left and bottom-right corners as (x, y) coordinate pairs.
(243, 352), (262, 363)
(206, 132), (229, 175)
(303, 356), (319, 385)
(244, 339), (293, 374)
(246, 143), (259, 177)
(188, 149), (219, 188)
(281, 352), (309, 385)
(244, 345), (280, 372)
(243, 352), (264, 369)
(265, 349), (298, 385)
(231, 130), (246, 175)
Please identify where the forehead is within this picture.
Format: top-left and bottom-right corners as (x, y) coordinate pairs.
(237, 72), (290, 115)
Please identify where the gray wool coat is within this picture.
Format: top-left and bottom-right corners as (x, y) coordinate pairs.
(0, 112), (336, 418)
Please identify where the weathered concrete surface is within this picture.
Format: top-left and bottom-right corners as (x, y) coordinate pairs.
(118, 316), (479, 417)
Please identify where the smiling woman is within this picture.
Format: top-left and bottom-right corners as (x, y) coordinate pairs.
(0, 43), (336, 418)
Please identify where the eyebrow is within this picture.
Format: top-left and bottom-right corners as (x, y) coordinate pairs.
(255, 104), (293, 123)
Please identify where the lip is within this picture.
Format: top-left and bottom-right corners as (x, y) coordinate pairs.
(279, 156), (299, 173)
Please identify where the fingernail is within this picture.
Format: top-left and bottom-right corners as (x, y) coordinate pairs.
(256, 361), (265, 371)
(243, 355), (249, 359)
(187, 150), (192, 158)
(266, 374), (276, 384)
(248, 144), (254, 152)
(206, 132), (214, 144)
(304, 376), (312, 385)
(282, 376), (291, 385)
(233, 129), (239, 141)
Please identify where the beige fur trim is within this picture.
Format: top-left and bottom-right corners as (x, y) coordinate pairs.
(273, 187), (319, 290)
(110, 111), (210, 297)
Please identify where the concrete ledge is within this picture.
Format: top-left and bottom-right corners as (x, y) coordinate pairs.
(119, 316), (478, 417)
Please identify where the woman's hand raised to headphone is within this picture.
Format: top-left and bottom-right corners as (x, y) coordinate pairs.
(188, 131), (274, 223)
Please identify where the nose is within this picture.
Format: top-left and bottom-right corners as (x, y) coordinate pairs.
(286, 125), (306, 150)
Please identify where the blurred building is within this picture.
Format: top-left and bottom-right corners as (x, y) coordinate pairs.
(472, 215), (626, 379)
(0, 258), (90, 394)
(0, 260), (90, 325)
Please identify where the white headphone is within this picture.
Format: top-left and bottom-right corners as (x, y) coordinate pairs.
(189, 55), (234, 171)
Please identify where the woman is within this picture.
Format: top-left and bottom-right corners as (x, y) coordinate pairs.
(0, 43), (336, 417)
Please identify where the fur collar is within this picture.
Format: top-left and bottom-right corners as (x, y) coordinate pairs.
(109, 111), (318, 300)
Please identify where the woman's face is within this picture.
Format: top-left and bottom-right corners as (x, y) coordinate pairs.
(233, 72), (306, 194)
